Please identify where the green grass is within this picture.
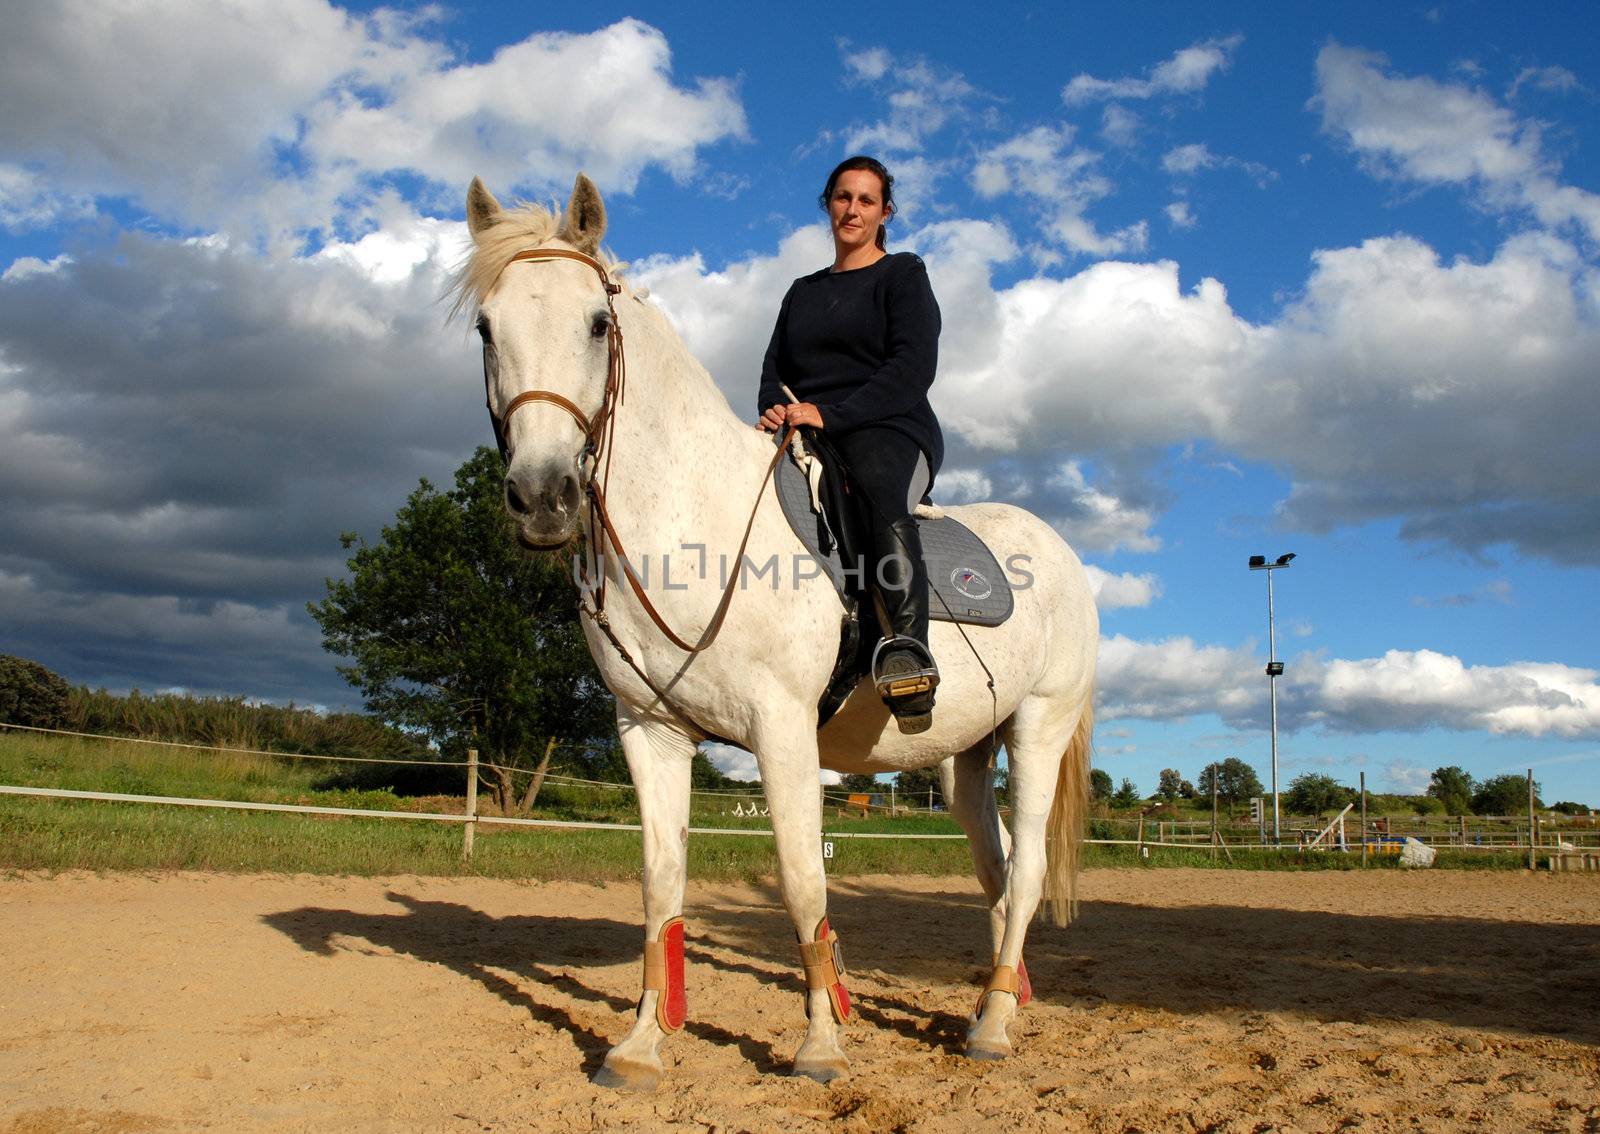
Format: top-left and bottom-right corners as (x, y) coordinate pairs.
(0, 729), (1539, 878)
(0, 796), (982, 880)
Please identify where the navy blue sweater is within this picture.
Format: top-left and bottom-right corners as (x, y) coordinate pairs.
(757, 251), (943, 477)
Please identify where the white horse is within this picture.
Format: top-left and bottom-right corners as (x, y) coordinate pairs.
(455, 175), (1098, 1089)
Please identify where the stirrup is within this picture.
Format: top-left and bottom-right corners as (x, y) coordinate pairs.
(870, 636), (939, 700)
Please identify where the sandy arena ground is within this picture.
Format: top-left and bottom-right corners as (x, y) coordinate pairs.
(1, 867), (1596, 1133)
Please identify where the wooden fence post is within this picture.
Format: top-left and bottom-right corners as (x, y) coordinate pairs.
(1360, 771), (1368, 866)
(1210, 767), (1218, 863)
(464, 748), (479, 861)
(1527, 768), (1536, 870)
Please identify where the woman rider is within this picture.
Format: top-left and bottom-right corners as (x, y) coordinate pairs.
(756, 155), (943, 733)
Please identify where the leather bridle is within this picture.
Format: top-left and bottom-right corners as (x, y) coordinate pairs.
(484, 245), (795, 676)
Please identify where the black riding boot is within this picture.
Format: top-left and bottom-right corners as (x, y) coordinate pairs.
(870, 516), (939, 734)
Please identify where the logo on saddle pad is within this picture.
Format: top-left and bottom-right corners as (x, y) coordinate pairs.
(950, 566), (993, 601)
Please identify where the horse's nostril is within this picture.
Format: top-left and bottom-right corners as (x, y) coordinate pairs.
(544, 474), (580, 516)
(558, 474), (581, 514)
(505, 478), (530, 515)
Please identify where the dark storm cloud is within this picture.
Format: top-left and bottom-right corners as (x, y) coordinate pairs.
(0, 232), (486, 700)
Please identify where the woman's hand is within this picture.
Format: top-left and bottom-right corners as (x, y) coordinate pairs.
(757, 403), (824, 431)
(784, 402), (824, 429)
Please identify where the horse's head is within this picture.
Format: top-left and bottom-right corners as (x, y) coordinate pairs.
(461, 174), (616, 549)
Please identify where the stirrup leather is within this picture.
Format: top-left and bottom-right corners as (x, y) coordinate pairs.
(641, 916), (687, 1033)
(798, 917), (851, 1023)
(870, 636), (940, 700)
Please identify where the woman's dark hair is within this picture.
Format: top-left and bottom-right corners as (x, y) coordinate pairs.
(819, 155), (895, 250)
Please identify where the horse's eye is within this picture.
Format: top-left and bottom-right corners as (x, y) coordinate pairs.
(590, 313), (610, 339)
(476, 314), (491, 342)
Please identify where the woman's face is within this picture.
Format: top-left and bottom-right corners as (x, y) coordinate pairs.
(827, 168), (890, 253)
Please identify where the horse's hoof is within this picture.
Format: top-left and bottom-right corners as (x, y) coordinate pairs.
(593, 1058), (660, 1093)
(964, 1040), (1010, 1062)
(792, 1057), (848, 1084)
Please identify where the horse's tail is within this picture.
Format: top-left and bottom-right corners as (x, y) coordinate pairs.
(1041, 688), (1094, 928)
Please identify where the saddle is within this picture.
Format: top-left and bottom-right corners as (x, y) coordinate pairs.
(773, 431), (1015, 726)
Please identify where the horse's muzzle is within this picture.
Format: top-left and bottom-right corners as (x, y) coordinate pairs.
(504, 463), (581, 548)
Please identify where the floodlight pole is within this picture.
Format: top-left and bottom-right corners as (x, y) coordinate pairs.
(1249, 553), (1296, 844)
(1267, 567), (1280, 843)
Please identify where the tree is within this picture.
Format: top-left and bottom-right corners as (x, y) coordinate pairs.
(1427, 766), (1476, 816)
(1089, 767), (1113, 803)
(1111, 777), (1142, 809)
(1195, 758), (1264, 805)
(1472, 774), (1540, 816)
(896, 765), (943, 809)
(1284, 773), (1351, 818)
(309, 447), (614, 816)
(0, 655), (70, 729)
(1157, 768), (1183, 802)
(691, 750), (741, 791)
(838, 773), (880, 794)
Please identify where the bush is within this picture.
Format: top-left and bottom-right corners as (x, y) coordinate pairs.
(0, 655), (71, 729)
(1472, 774), (1540, 816)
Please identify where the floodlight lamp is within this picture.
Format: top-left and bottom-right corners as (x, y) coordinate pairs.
(1248, 555), (1266, 568)
(1276, 552), (1297, 566)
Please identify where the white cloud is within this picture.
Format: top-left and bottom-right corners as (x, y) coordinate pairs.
(1097, 633), (1260, 722)
(303, 18), (747, 200)
(703, 742), (759, 782)
(1313, 42), (1600, 241)
(0, 164), (95, 231)
(1307, 650), (1600, 738)
(971, 125), (1147, 256)
(933, 468), (994, 504)
(1098, 636), (1600, 741)
(1165, 201), (1197, 229)
(0, 7), (745, 243)
(315, 207), (468, 285)
(1163, 143), (1275, 185)
(1508, 65), (1582, 100)
(1163, 144), (1217, 174)
(1100, 105), (1141, 148)
(1383, 762), (1433, 794)
(1063, 35), (1243, 105)
(2, 253), (73, 283)
(1047, 463), (1162, 553)
(839, 44), (980, 156)
(701, 743), (840, 785)
(1083, 566), (1162, 609)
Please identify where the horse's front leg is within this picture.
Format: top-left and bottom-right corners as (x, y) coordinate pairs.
(756, 721), (849, 1083)
(594, 711), (694, 1093)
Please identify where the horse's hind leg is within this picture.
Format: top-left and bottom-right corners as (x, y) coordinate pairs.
(938, 746), (1012, 960)
(967, 693), (1085, 1060)
(595, 713), (694, 1093)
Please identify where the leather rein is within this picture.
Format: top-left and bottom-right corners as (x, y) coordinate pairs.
(485, 246), (795, 669)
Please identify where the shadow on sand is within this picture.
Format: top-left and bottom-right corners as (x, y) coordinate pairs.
(262, 877), (1600, 1059)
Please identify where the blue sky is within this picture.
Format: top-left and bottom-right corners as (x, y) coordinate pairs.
(2, 2), (1597, 804)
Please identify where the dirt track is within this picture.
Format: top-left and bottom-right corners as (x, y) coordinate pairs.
(2, 868), (1597, 1133)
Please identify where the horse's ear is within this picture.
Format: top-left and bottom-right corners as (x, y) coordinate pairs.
(466, 177), (503, 239)
(558, 173), (607, 255)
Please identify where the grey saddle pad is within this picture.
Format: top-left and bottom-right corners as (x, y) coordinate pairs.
(775, 451), (1014, 626)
